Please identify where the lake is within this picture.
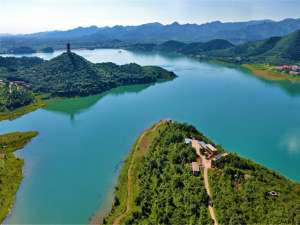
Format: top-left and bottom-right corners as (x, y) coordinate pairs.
(1, 49), (300, 224)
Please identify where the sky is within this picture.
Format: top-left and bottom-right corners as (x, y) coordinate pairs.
(1, 0), (300, 34)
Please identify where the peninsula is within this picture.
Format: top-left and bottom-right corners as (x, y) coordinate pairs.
(0, 131), (38, 223)
(104, 120), (300, 225)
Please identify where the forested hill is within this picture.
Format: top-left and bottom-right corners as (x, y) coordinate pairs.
(129, 29), (300, 65)
(0, 82), (35, 112)
(0, 56), (43, 72)
(128, 39), (234, 54)
(104, 120), (300, 225)
(208, 29), (300, 64)
(7, 52), (176, 97)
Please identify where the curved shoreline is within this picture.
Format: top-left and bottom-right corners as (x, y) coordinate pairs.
(243, 64), (300, 82)
(0, 131), (38, 224)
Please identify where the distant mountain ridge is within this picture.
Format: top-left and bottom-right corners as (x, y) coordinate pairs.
(128, 39), (234, 54)
(207, 29), (300, 64)
(129, 29), (300, 65)
(1, 18), (300, 53)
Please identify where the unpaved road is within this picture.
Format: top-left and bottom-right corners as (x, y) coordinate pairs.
(112, 122), (163, 225)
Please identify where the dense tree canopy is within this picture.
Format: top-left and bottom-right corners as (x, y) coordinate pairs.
(0, 83), (35, 112)
(210, 154), (300, 225)
(104, 121), (214, 225)
(105, 121), (300, 225)
(8, 52), (176, 97)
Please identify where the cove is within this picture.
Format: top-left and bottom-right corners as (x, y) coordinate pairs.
(1, 49), (300, 224)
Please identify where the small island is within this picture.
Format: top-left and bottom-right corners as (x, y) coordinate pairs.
(0, 131), (38, 223)
(41, 47), (54, 53)
(104, 120), (300, 225)
(0, 44), (176, 121)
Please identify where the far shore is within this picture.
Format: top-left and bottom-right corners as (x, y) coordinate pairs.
(243, 64), (300, 82)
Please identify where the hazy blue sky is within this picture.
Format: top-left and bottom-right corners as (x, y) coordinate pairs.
(1, 0), (300, 34)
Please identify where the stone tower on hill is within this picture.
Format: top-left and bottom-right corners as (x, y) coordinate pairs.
(67, 43), (71, 53)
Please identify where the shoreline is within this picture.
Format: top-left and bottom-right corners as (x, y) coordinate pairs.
(0, 131), (38, 224)
(0, 97), (46, 122)
(103, 120), (167, 224)
(243, 64), (300, 82)
(103, 120), (300, 224)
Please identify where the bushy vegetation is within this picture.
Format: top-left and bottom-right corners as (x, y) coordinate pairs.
(0, 131), (38, 223)
(104, 121), (211, 225)
(0, 51), (175, 118)
(105, 120), (300, 225)
(8, 52), (176, 97)
(0, 83), (35, 112)
(8, 46), (36, 54)
(0, 56), (43, 73)
(210, 154), (300, 225)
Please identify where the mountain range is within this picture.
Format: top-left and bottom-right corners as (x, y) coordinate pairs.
(1, 18), (300, 53)
(129, 29), (300, 65)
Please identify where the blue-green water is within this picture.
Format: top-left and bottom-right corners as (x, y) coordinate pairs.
(1, 49), (300, 224)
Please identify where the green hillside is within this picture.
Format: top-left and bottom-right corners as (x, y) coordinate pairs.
(0, 82), (35, 112)
(0, 56), (43, 74)
(209, 29), (300, 65)
(105, 121), (300, 225)
(128, 39), (234, 55)
(104, 121), (211, 225)
(128, 30), (300, 65)
(0, 131), (38, 223)
(9, 52), (176, 97)
(210, 154), (300, 225)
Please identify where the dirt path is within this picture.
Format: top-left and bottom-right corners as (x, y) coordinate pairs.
(203, 166), (219, 225)
(194, 142), (219, 225)
(112, 122), (164, 225)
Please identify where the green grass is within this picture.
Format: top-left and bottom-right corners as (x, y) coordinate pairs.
(0, 131), (38, 223)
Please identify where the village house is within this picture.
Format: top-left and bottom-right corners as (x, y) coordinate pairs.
(185, 137), (228, 172)
(274, 65), (300, 75)
(211, 153), (229, 167)
(184, 138), (192, 144)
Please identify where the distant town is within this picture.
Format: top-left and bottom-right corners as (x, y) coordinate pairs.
(274, 65), (300, 75)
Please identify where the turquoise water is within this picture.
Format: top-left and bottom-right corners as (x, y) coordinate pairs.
(1, 49), (300, 224)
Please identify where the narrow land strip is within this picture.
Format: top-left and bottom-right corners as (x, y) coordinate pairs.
(112, 121), (165, 225)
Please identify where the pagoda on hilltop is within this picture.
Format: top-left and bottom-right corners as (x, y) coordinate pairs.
(67, 43), (71, 53)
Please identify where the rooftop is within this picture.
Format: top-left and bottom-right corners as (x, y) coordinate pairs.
(191, 162), (200, 172)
